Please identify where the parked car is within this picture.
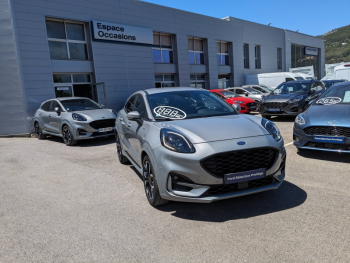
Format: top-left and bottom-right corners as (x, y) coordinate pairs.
(227, 87), (264, 102)
(259, 80), (326, 118)
(245, 72), (305, 89)
(322, 79), (347, 89)
(258, 84), (275, 92)
(33, 97), (117, 146)
(293, 82), (350, 153)
(242, 84), (271, 95)
(115, 87), (286, 206)
(209, 89), (257, 113)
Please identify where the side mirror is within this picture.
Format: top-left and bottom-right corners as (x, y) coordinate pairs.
(100, 104), (106, 109)
(245, 93), (249, 97)
(54, 107), (61, 115)
(231, 104), (241, 112)
(127, 111), (142, 125)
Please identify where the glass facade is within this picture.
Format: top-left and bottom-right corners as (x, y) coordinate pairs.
(291, 44), (319, 78)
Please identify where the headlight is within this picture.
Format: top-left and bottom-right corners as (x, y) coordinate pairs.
(261, 118), (282, 141)
(287, 96), (303, 103)
(233, 100), (244, 104)
(160, 129), (195, 153)
(72, 113), (87, 121)
(112, 109), (118, 117)
(295, 115), (305, 126)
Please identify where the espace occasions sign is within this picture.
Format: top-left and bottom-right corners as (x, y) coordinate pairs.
(92, 21), (153, 45)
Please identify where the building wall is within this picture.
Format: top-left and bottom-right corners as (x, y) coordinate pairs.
(0, 0), (325, 135)
(0, 0), (28, 135)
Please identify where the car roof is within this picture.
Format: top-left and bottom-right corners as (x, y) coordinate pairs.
(280, 80), (314, 84)
(143, 87), (206, 95)
(210, 89), (228, 92)
(56, 97), (89, 101)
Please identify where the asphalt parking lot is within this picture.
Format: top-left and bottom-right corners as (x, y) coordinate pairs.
(1, 115), (350, 262)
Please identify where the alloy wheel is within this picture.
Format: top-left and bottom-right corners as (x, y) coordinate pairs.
(62, 126), (71, 144)
(35, 123), (42, 138)
(143, 160), (155, 200)
(116, 135), (122, 160)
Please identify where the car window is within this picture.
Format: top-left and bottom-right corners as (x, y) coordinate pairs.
(285, 78), (294, 82)
(49, 100), (62, 111)
(218, 90), (238, 98)
(124, 95), (136, 113)
(253, 86), (265, 93)
(274, 82), (310, 94)
(134, 95), (147, 119)
(147, 90), (238, 120)
(211, 92), (224, 99)
(60, 99), (102, 111)
(235, 89), (245, 95)
(243, 87), (261, 94)
(41, 101), (51, 111)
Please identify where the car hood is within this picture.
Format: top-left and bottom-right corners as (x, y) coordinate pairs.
(160, 115), (269, 144)
(304, 105), (350, 125)
(264, 93), (306, 102)
(73, 109), (115, 119)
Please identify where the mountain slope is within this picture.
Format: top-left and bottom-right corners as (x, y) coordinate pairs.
(320, 24), (350, 64)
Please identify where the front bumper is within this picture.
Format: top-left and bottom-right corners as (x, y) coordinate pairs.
(71, 121), (115, 140)
(259, 101), (302, 116)
(293, 125), (350, 153)
(152, 135), (286, 203)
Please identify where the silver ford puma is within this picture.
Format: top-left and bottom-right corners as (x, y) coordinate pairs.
(115, 88), (286, 206)
(33, 97), (117, 146)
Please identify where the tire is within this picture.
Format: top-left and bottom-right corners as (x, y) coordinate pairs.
(62, 125), (77, 146)
(115, 132), (129, 164)
(34, 122), (46, 139)
(262, 115), (271, 119)
(142, 155), (169, 207)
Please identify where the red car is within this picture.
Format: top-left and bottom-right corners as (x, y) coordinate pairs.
(210, 89), (257, 114)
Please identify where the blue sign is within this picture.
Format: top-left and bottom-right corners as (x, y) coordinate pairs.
(313, 135), (344, 144)
(225, 168), (266, 184)
(237, 141), (246, 145)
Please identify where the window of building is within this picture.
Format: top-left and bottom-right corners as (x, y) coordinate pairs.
(243, 44), (249, 68)
(53, 73), (94, 100)
(46, 19), (88, 60)
(218, 74), (230, 89)
(190, 74), (206, 89)
(277, 48), (282, 69)
(217, 41), (229, 65)
(291, 44), (319, 78)
(255, 45), (261, 69)
(155, 74), (176, 88)
(152, 32), (173, 63)
(188, 37), (204, 64)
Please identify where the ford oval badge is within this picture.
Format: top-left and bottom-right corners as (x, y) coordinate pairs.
(237, 141), (246, 145)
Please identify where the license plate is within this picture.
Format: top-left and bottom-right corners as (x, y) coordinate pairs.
(98, 127), (113, 133)
(268, 108), (281, 112)
(224, 168), (266, 184)
(313, 135), (344, 144)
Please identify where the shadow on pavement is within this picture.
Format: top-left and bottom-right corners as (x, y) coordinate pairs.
(297, 149), (350, 164)
(156, 181), (307, 222)
(42, 135), (115, 147)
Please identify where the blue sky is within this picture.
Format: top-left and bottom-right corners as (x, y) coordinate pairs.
(143, 0), (349, 36)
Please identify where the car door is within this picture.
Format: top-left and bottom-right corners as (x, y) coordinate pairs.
(46, 100), (63, 134)
(117, 95), (136, 157)
(126, 94), (149, 164)
(39, 101), (53, 131)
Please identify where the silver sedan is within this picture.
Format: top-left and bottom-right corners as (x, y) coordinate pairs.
(115, 87), (286, 206)
(33, 97), (117, 146)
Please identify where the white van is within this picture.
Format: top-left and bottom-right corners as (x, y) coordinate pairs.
(333, 64), (350, 80)
(245, 72), (305, 89)
(295, 73), (315, 80)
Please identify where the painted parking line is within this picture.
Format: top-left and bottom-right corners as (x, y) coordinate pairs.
(284, 142), (293, 147)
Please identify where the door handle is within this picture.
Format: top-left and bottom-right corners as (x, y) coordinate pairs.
(127, 123), (132, 127)
(119, 117), (123, 121)
(49, 115), (52, 117)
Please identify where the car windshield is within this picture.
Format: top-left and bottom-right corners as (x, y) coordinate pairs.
(323, 80), (343, 89)
(259, 84), (274, 92)
(60, 99), (102, 111)
(219, 90), (238, 98)
(244, 87), (262, 94)
(315, 84), (350, 105)
(273, 82), (310, 95)
(147, 90), (238, 120)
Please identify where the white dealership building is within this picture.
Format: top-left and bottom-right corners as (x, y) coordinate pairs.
(0, 0), (325, 135)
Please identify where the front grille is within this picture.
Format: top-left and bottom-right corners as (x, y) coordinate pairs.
(246, 102), (257, 107)
(201, 147), (278, 178)
(205, 176), (274, 195)
(305, 142), (350, 151)
(304, 126), (350, 137)
(89, 119), (115, 129)
(263, 102), (288, 109)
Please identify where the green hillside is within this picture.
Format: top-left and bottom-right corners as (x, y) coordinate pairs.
(321, 24), (350, 64)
